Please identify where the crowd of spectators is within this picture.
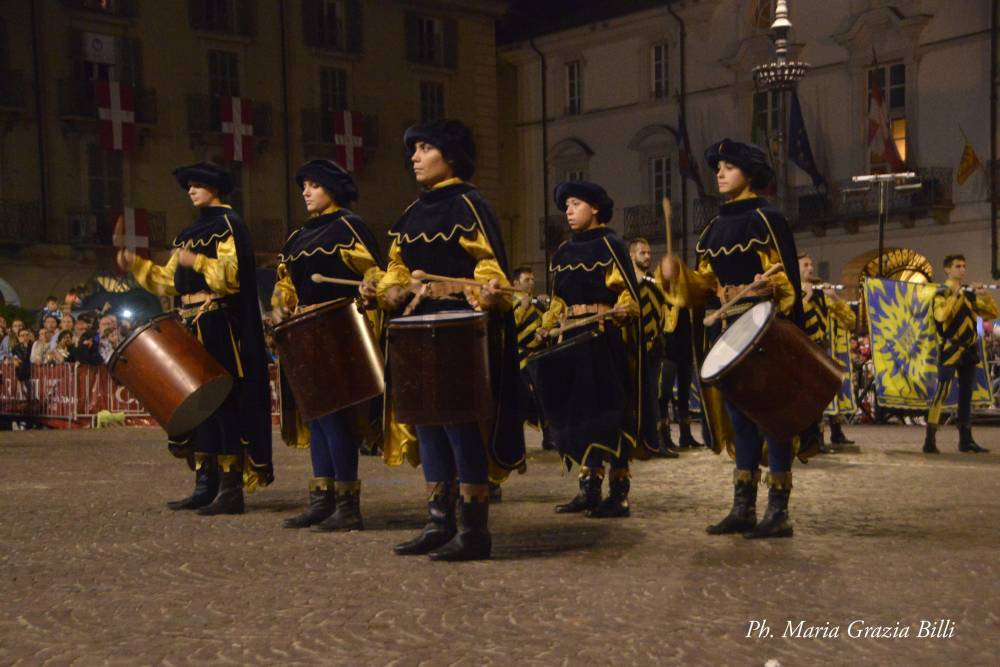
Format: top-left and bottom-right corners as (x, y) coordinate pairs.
(0, 294), (135, 381)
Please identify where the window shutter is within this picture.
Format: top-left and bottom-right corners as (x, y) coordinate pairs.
(346, 0), (363, 53)
(302, 0), (321, 47)
(188, 0), (207, 30)
(238, 0), (256, 36)
(443, 17), (457, 68)
(404, 12), (419, 63)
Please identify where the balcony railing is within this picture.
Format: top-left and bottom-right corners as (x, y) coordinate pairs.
(301, 109), (379, 150)
(60, 0), (138, 18)
(57, 79), (157, 125)
(0, 70), (26, 109)
(0, 201), (43, 245)
(187, 95), (272, 137)
(787, 167), (954, 232)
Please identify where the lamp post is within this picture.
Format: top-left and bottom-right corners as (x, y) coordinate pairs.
(751, 0), (809, 210)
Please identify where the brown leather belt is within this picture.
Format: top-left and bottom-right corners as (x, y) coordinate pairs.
(567, 303), (611, 318)
(181, 291), (215, 305)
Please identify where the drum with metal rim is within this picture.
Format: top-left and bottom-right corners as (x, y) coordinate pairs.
(700, 301), (841, 442)
(109, 312), (233, 436)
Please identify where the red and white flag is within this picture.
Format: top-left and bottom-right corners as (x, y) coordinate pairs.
(111, 207), (150, 273)
(94, 80), (136, 152)
(221, 96), (254, 163)
(333, 111), (365, 172)
(867, 78), (905, 172)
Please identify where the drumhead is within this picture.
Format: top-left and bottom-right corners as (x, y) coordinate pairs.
(701, 301), (774, 380)
(393, 311), (485, 324)
(109, 311), (180, 370)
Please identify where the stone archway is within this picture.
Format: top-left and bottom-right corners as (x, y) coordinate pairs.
(841, 247), (934, 299)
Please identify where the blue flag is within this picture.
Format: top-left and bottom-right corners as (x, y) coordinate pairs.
(789, 91), (825, 188)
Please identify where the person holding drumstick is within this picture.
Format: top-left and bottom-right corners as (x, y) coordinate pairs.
(118, 162), (273, 515)
(271, 159), (384, 531)
(661, 140), (804, 539)
(533, 181), (652, 518)
(360, 119), (525, 561)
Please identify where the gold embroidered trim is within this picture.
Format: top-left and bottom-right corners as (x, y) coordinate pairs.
(550, 257), (614, 273)
(388, 219), (478, 244)
(278, 238), (358, 263)
(217, 454), (241, 472)
(733, 468), (761, 485)
(764, 471), (793, 490)
(173, 229), (231, 249)
(334, 480), (361, 495)
(578, 465), (606, 481)
(309, 477), (335, 492)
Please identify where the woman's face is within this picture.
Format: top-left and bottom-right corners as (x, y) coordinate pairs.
(716, 160), (750, 197)
(187, 183), (219, 208)
(302, 180), (334, 215)
(411, 141), (454, 187)
(565, 197), (600, 232)
(60, 315), (74, 331)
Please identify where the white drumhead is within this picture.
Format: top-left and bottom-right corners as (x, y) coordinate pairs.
(393, 311), (484, 323)
(701, 301), (774, 379)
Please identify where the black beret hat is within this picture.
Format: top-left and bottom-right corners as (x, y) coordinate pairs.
(295, 159), (358, 206)
(173, 161), (234, 195)
(403, 119), (477, 180)
(705, 138), (774, 190)
(554, 180), (615, 224)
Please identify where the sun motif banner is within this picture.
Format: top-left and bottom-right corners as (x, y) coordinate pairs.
(824, 319), (857, 416)
(864, 278), (992, 409)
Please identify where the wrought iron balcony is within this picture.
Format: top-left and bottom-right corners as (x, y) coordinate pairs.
(787, 167), (954, 232)
(57, 79), (157, 125)
(0, 201), (43, 245)
(186, 95), (272, 137)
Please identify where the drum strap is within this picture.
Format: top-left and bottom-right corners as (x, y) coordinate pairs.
(178, 299), (227, 322)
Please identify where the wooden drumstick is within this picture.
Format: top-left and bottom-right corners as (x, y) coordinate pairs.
(549, 309), (623, 337)
(703, 263), (784, 327)
(409, 270), (519, 294)
(662, 196), (673, 259)
(311, 273), (362, 287)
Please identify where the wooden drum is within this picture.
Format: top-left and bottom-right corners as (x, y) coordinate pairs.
(387, 311), (492, 425)
(272, 298), (385, 421)
(109, 312), (233, 436)
(700, 301), (841, 442)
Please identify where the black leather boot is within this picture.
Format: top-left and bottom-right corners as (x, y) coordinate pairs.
(394, 481), (457, 555)
(923, 425), (940, 454)
(958, 425), (989, 453)
(554, 467), (603, 513)
(429, 491), (491, 561)
(313, 481), (364, 531)
(587, 469), (630, 518)
(197, 455), (244, 515)
(167, 455), (219, 511)
(829, 421), (854, 445)
(679, 420), (703, 448)
(706, 469), (759, 534)
(657, 420), (680, 458)
(284, 478), (336, 528)
(744, 473), (793, 539)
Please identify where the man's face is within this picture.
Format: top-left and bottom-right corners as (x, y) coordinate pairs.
(631, 243), (652, 272)
(946, 260), (967, 281)
(74, 320), (89, 336)
(43, 316), (58, 332)
(100, 316), (115, 335)
(513, 271), (535, 294)
(799, 256), (814, 280)
(60, 315), (74, 331)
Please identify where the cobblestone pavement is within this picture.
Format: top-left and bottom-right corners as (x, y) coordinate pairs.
(1, 424), (998, 666)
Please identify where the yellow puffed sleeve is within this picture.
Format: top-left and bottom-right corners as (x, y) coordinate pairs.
(376, 241), (412, 310)
(606, 263), (639, 317)
(271, 263), (297, 312)
(654, 265), (681, 333)
(934, 281), (965, 324)
(458, 230), (514, 312)
(756, 247), (795, 317)
(192, 235), (240, 295)
(667, 255), (718, 309)
(540, 295), (567, 330)
(340, 242), (378, 278)
(973, 291), (999, 320)
(827, 297), (856, 331)
(131, 252), (180, 297)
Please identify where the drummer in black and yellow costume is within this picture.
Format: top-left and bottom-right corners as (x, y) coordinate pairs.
(662, 140), (804, 539)
(118, 162), (273, 515)
(534, 181), (654, 518)
(271, 159), (384, 531)
(923, 254), (999, 454)
(362, 119), (525, 561)
(799, 253), (857, 451)
(630, 237), (678, 459)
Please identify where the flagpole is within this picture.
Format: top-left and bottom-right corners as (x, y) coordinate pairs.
(850, 172), (918, 277)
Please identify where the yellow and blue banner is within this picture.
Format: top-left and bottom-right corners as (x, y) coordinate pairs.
(824, 319), (857, 416)
(864, 278), (992, 409)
